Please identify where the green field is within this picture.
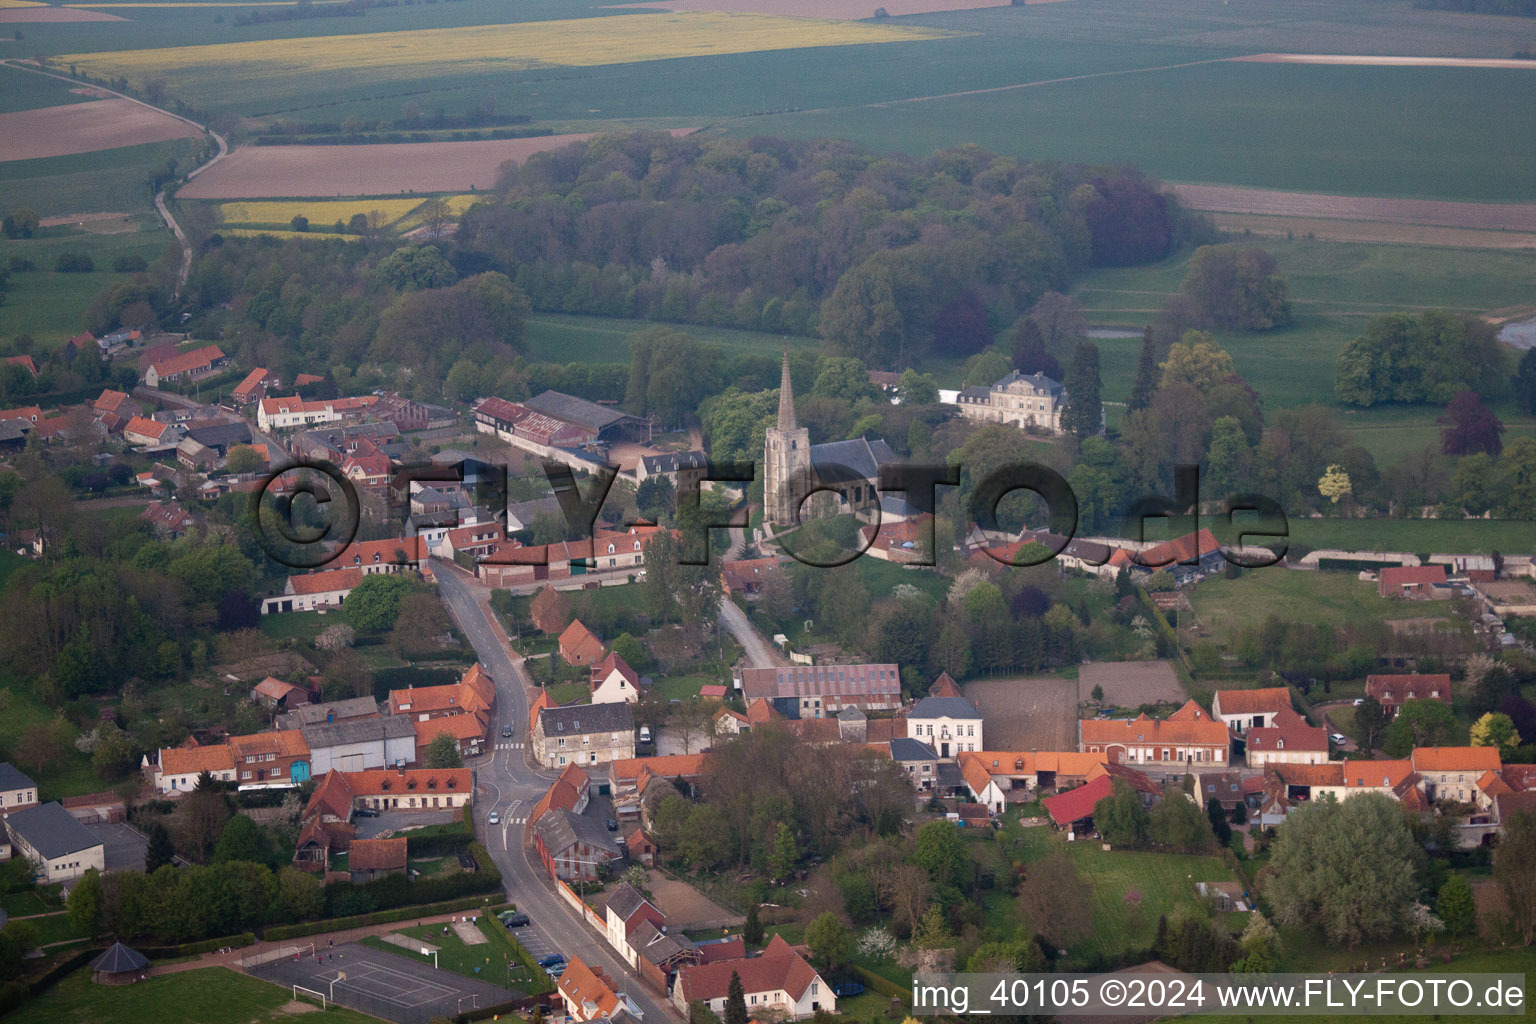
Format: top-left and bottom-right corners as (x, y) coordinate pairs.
(1187, 570), (1448, 650)
(1283, 518), (1536, 556)
(16, 966), (380, 1024)
(0, 137), (205, 219)
(523, 312), (814, 366)
(0, 223), (174, 347)
(0, 685), (103, 801)
(0, 63), (96, 115)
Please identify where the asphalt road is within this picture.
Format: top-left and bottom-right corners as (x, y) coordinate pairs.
(433, 559), (681, 1023)
(718, 596), (785, 668)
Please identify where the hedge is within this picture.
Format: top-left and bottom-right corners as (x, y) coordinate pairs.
(0, 945), (105, 1016)
(473, 915), (553, 995)
(453, 994), (543, 1023)
(320, 842), (501, 918)
(404, 816), (476, 858)
(138, 931), (256, 959)
(853, 965), (911, 1002)
(262, 897), (509, 941)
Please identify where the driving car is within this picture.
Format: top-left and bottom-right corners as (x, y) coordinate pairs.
(488, 811), (500, 825)
(605, 819), (619, 831)
(502, 725), (514, 738)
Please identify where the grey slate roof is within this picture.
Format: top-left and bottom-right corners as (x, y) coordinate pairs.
(605, 881), (655, 923)
(634, 920), (697, 965)
(992, 370), (1064, 394)
(808, 437), (897, 482)
(908, 696), (983, 720)
(186, 421), (253, 449)
(5, 802), (100, 861)
(91, 942), (149, 973)
(525, 390), (629, 432)
(639, 450), (707, 475)
(957, 386), (990, 401)
(539, 701), (634, 736)
(836, 706), (866, 722)
(0, 762), (37, 794)
(276, 697), (379, 731)
(889, 737), (939, 762)
(534, 808), (620, 856)
(300, 715), (414, 749)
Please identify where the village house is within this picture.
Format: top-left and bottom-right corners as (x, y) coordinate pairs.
(905, 694), (984, 759)
(591, 652), (643, 705)
(608, 754), (711, 820)
(1365, 674), (1453, 718)
(348, 837), (408, 883)
(959, 750), (1111, 814)
(260, 567), (366, 614)
(604, 882), (667, 969)
(388, 663), (494, 722)
(4, 803), (105, 883)
(1413, 746), (1503, 803)
(558, 956), (640, 1022)
(720, 557), (782, 597)
(93, 389), (132, 420)
(140, 500), (200, 539)
(143, 344), (228, 387)
(533, 701), (636, 769)
(673, 935), (833, 1020)
(257, 394), (378, 432)
(1245, 709), (1330, 768)
(231, 367), (278, 405)
(122, 415), (185, 447)
(149, 741), (237, 793)
(560, 619), (607, 667)
(1210, 687), (1293, 734)
(1079, 700), (1231, 770)
(534, 808), (622, 881)
(858, 515), (934, 564)
(954, 369), (1067, 435)
(527, 763), (592, 837)
(229, 730), (312, 787)
(341, 440), (393, 493)
(475, 525), (664, 586)
(635, 450), (707, 488)
(1042, 773), (1116, 831)
(0, 763), (39, 816)
(299, 716), (417, 774)
(737, 663), (902, 719)
(328, 535), (430, 575)
(889, 738), (940, 791)
(1192, 771), (1246, 813)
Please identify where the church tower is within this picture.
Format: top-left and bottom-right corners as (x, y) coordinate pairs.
(764, 351), (810, 526)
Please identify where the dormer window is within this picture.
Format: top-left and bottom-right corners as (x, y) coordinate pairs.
(447, 777), (457, 788)
(382, 780), (391, 790)
(407, 779), (417, 790)
(428, 778), (438, 789)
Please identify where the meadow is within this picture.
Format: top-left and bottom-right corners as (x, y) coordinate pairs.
(521, 311), (816, 364)
(0, 222), (174, 345)
(1187, 571), (1452, 652)
(0, 136), (204, 218)
(0, 61), (95, 113)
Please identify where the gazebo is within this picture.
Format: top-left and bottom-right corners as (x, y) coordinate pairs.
(90, 942), (148, 985)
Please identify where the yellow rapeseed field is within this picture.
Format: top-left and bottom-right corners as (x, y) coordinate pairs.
(59, 12), (953, 80)
(392, 193), (481, 230)
(0, 1), (47, 9)
(64, 2), (350, 8)
(218, 197), (427, 227)
(223, 228), (353, 240)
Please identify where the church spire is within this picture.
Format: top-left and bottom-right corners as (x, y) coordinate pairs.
(776, 350), (797, 431)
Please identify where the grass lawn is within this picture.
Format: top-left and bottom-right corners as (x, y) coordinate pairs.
(545, 681), (588, 704)
(1187, 571), (1450, 651)
(649, 675), (720, 701)
(0, 223), (173, 348)
(360, 917), (548, 993)
(998, 822), (1239, 960)
(28, 912), (85, 947)
(17, 965), (380, 1024)
(257, 611), (332, 643)
(855, 557), (948, 604)
(0, 890), (51, 917)
(1167, 945), (1536, 1022)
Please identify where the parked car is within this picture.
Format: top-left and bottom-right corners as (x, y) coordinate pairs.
(832, 983), (864, 998)
(502, 725), (514, 738)
(537, 954), (566, 969)
(353, 806), (379, 818)
(502, 913), (530, 928)
(605, 819), (619, 831)
(1352, 698), (1364, 706)
(488, 811), (500, 825)
(1330, 733), (1348, 745)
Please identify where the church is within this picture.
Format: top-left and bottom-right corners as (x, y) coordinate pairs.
(764, 353), (897, 527)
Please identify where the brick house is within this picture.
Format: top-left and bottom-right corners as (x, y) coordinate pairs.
(348, 837), (407, 883)
(1079, 699), (1231, 769)
(559, 619), (607, 667)
(1365, 674), (1453, 718)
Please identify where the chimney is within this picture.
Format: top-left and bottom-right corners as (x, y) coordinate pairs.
(398, 765), (405, 777)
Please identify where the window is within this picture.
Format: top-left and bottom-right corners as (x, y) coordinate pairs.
(241, 771), (252, 780)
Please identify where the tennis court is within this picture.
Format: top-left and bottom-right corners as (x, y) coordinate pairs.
(250, 941), (517, 1024)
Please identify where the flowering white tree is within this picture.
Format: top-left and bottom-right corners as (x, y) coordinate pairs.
(857, 925), (897, 962)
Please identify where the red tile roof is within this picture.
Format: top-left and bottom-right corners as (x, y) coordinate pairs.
(414, 714), (487, 749)
(929, 672), (962, 698)
(1247, 709), (1328, 753)
(5, 355), (37, 376)
(1213, 687), (1291, 716)
(342, 768), (472, 797)
(611, 754), (711, 786)
(348, 837), (407, 872)
(1413, 746), (1502, 773)
(678, 935), (820, 1004)
(592, 652), (640, 694)
(123, 415), (171, 440)
(94, 389), (131, 415)
(229, 730), (310, 760)
(1341, 759), (1415, 789)
(1379, 565), (1447, 595)
(159, 743), (235, 777)
(1080, 708), (1229, 748)
(559, 619), (606, 664)
(305, 771), (355, 820)
(1042, 774), (1115, 826)
(1365, 674), (1452, 706)
(1133, 528), (1221, 568)
(558, 956), (621, 1020)
(233, 367), (274, 398)
(149, 344), (225, 378)
(288, 567), (365, 596)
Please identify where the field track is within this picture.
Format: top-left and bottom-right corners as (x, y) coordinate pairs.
(1236, 52), (1536, 70)
(1169, 183), (1536, 233)
(1205, 213), (1536, 250)
(178, 130), (694, 198)
(0, 97), (201, 160)
(610, 0), (1008, 18)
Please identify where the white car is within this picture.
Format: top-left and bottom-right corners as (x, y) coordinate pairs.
(1352, 698), (1364, 706)
(488, 811), (500, 825)
(1330, 733), (1348, 745)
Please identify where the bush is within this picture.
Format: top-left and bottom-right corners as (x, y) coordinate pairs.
(55, 252), (95, 273)
(112, 254), (149, 273)
(263, 896), (509, 941)
(137, 931), (257, 958)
